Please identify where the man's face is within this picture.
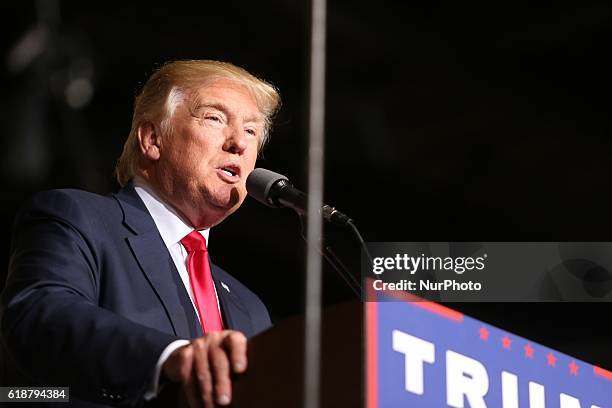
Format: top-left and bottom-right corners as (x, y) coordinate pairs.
(153, 78), (263, 228)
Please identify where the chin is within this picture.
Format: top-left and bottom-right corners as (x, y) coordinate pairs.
(210, 194), (241, 212)
(209, 198), (243, 219)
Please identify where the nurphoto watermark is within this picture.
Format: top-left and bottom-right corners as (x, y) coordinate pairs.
(362, 242), (612, 302)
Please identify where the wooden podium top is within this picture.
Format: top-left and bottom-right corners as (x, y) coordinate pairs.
(232, 301), (363, 407)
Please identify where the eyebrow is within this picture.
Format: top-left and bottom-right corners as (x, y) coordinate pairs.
(191, 100), (263, 124)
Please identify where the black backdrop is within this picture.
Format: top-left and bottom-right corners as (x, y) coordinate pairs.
(1, 1), (611, 368)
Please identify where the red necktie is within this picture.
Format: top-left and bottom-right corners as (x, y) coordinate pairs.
(180, 231), (224, 333)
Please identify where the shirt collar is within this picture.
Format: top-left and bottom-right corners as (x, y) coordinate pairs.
(133, 176), (210, 248)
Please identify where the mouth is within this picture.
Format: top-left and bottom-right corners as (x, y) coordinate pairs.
(217, 164), (242, 183)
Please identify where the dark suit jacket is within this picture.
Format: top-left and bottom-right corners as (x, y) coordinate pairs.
(0, 184), (272, 407)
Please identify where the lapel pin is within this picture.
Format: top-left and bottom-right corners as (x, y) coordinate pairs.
(221, 281), (230, 293)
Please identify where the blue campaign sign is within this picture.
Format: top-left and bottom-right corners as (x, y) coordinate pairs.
(366, 291), (611, 407)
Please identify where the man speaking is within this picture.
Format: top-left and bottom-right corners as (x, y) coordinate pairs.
(1, 60), (281, 407)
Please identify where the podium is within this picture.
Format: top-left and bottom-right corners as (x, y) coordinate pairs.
(152, 301), (362, 408)
(232, 301), (362, 407)
(155, 296), (611, 407)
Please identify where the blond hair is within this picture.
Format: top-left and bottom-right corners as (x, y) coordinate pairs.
(115, 60), (281, 186)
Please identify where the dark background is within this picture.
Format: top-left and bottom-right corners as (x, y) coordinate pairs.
(1, 1), (611, 369)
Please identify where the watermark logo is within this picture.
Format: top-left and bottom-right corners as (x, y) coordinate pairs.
(372, 253), (488, 275)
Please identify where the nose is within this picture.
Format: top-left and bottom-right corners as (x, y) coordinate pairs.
(223, 123), (248, 155)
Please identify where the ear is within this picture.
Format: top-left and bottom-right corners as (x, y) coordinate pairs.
(137, 121), (162, 161)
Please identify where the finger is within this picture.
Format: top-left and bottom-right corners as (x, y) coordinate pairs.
(192, 338), (214, 408)
(163, 345), (192, 382)
(223, 331), (248, 373)
(176, 347), (200, 408)
(209, 336), (232, 406)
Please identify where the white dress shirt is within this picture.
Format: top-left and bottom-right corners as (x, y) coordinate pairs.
(133, 177), (221, 399)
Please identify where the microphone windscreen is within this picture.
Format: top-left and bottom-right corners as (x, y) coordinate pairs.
(246, 168), (289, 207)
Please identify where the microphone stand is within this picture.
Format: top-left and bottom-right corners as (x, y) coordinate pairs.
(298, 214), (372, 299)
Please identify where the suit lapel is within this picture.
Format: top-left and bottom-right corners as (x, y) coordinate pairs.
(114, 184), (195, 339)
(114, 183), (253, 338)
(126, 233), (196, 338)
(211, 264), (254, 337)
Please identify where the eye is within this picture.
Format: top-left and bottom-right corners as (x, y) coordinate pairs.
(202, 113), (226, 128)
(245, 128), (257, 136)
(205, 115), (222, 122)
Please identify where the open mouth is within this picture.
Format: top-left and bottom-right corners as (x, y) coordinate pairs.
(217, 164), (241, 181)
(221, 167), (237, 177)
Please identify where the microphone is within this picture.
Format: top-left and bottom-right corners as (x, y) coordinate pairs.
(246, 168), (353, 227)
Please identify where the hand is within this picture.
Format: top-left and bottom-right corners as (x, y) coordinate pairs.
(162, 330), (247, 408)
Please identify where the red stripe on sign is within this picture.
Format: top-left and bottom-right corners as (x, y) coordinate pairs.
(412, 300), (464, 322)
(593, 366), (612, 381)
(364, 277), (464, 322)
(366, 301), (378, 408)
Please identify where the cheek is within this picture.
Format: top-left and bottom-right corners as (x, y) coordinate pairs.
(171, 152), (198, 176)
(244, 149), (258, 171)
